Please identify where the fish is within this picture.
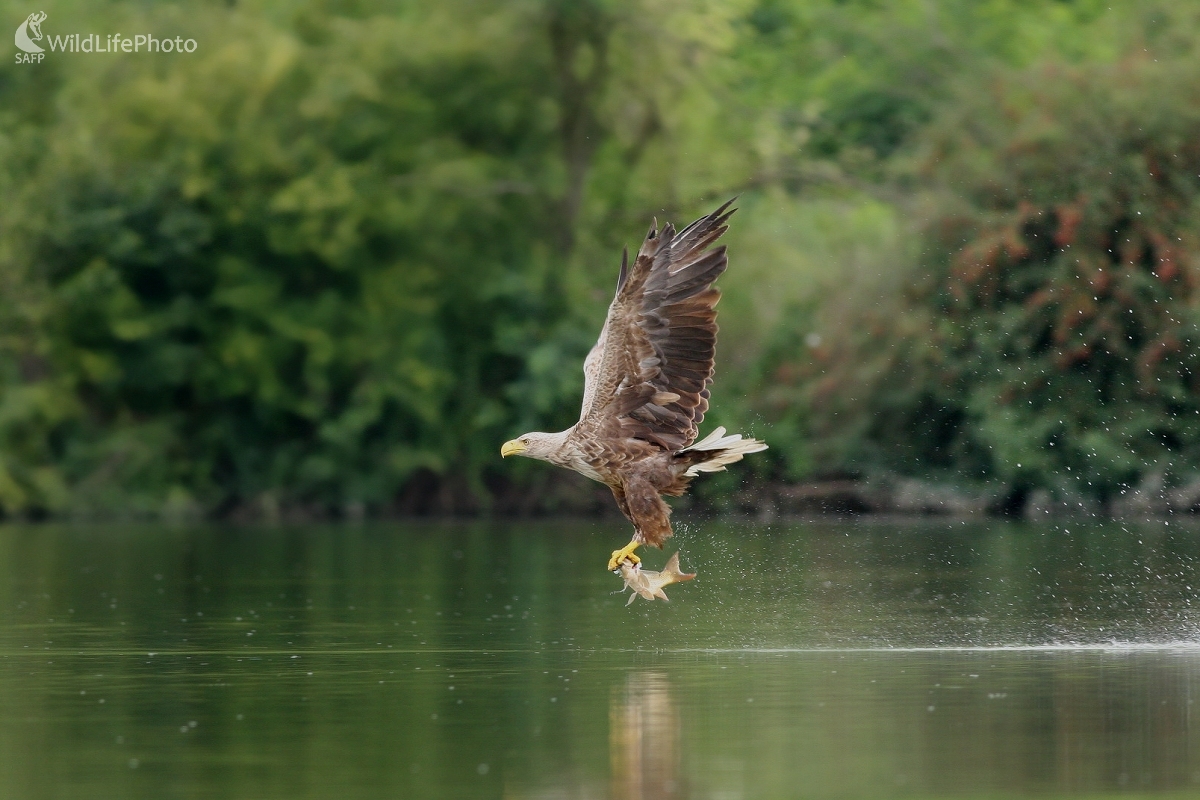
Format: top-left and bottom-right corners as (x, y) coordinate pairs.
(615, 552), (696, 605)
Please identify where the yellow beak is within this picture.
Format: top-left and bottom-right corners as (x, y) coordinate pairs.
(501, 439), (526, 458)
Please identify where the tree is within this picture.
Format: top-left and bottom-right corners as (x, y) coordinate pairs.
(794, 49), (1200, 506)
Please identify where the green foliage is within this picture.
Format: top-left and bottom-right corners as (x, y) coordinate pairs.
(0, 0), (1194, 517)
(1, 4), (584, 516)
(789, 45), (1200, 504)
(0, 0), (773, 517)
(931, 52), (1200, 501)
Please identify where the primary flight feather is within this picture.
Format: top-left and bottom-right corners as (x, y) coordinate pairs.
(501, 199), (767, 571)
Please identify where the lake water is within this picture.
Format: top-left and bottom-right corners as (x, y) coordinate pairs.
(3, 518), (1200, 798)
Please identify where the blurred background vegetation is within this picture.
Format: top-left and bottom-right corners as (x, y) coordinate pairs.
(2, 0), (1199, 519)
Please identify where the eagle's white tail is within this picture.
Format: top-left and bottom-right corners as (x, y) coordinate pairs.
(681, 426), (768, 477)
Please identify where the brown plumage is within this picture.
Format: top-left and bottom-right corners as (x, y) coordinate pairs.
(501, 200), (768, 570)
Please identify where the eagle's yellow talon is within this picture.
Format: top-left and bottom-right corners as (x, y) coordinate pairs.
(608, 541), (641, 571)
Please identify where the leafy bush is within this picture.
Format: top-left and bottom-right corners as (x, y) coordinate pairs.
(0, 0), (1185, 518)
(0, 9), (580, 517)
(790, 51), (1200, 506)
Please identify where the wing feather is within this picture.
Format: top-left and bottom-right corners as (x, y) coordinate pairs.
(574, 199), (736, 453)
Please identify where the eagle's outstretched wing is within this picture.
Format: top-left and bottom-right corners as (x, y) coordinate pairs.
(576, 199), (735, 452)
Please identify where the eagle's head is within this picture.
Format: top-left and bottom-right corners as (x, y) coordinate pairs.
(500, 431), (565, 463)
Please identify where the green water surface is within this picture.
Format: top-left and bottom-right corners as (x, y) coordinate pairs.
(2, 518), (1200, 799)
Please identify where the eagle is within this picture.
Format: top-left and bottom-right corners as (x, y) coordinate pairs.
(501, 200), (767, 571)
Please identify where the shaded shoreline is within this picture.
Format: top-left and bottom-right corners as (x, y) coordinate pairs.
(9, 476), (1197, 524)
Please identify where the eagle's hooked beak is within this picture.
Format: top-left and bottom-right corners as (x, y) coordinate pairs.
(501, 439), (526, 458)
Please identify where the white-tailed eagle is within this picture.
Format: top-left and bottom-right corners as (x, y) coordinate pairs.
(501, 200), (767, 570)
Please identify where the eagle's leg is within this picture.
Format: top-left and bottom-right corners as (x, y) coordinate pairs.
(607, 485), (643, 571)
(606, 473), (671, 571)
(607, 541), (641, 572)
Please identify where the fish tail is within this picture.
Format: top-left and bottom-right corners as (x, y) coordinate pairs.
(661, 552), (697, 583)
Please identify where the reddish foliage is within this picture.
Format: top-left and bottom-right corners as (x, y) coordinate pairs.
(1137, 335), (1182, 383)
(1054, 201), (1083, 246)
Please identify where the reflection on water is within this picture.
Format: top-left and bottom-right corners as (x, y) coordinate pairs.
(611, 673), (682, 800)
(0, 519), (1199, 798)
